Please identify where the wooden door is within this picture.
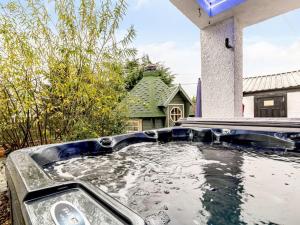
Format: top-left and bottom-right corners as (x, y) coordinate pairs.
(254, 94), (287, 117)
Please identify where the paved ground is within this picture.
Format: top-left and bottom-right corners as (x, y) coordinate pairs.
(0, 158), (7, 192)
(0, 158), (10, 225)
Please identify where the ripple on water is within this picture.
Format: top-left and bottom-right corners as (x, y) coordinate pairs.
(44, 142), (300, 225)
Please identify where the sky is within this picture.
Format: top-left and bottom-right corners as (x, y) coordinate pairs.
(120, 0), (300, 97)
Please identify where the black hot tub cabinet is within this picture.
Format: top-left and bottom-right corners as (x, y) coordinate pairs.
(5, 119), (300, 225)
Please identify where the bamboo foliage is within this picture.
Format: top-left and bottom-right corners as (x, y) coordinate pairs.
(0, 0), (135, 151)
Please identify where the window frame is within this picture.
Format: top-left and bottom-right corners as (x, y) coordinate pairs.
(126, 119), (142, 133)
(170, 106), (183, 122)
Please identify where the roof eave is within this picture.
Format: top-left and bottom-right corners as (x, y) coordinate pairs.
(243, 85), (300, 95)
(178, 85), (193, 105)
(129, 114), (166, 118)
(161, 85), (193, 107)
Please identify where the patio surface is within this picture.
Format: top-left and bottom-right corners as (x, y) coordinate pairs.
(0, 158), (10, 225)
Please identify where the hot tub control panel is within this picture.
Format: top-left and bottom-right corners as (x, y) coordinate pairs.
(51, 201), (90, 225)
(24, 187), (134, 225)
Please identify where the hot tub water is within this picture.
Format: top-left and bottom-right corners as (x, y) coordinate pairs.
(44, 142), (300, 225)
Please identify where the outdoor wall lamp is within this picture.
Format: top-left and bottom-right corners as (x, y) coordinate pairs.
(225, 38), (234, 49)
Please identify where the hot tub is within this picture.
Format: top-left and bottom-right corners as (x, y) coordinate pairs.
(5, 119), (300, 225)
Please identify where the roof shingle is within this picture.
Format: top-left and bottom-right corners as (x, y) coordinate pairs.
(125, 76), (171, 118)
(124, 71), (192, 118)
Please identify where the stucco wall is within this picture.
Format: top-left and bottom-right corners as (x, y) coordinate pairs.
(287, 92), (300, 118)
(201, 17), (243, 118)
(242, 96), (254, 118)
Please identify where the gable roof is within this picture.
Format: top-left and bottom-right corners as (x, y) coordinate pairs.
(158, 85), (192, 107)
(243, 70), (300, 93)
(125, 76), (192, 118)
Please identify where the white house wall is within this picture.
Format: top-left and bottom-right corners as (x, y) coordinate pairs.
(243, 96), (254, 118)
(243, 91), (300, 118)
(287, 92), (300, 118)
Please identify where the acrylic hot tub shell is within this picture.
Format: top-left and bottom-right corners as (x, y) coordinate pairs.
(5, 119), (300, 225)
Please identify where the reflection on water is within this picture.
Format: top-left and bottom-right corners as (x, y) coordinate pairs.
(240, 154), (300, 225)
(44, 143), (300, 225)
(201, 149), (245, 225)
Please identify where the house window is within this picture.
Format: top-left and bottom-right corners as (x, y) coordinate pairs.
(170, 107), (183, 122)
(126, 120), (142, 133)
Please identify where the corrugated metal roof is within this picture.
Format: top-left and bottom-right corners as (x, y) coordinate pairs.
(243, 70), (300, 93)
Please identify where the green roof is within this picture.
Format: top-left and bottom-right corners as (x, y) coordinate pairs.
(158, 85), (192, 107)
(124, 70), (193, 118)
(125, 76), (170, 118)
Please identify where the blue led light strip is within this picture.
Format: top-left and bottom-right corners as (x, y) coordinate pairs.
(204, 0), (228, 9)
(197, 0), (246, 17)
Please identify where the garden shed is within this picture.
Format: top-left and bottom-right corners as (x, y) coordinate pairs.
(124, 65), (192, 132)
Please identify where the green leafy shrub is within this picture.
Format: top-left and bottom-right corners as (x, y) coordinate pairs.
(0, 0), (135, 151)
